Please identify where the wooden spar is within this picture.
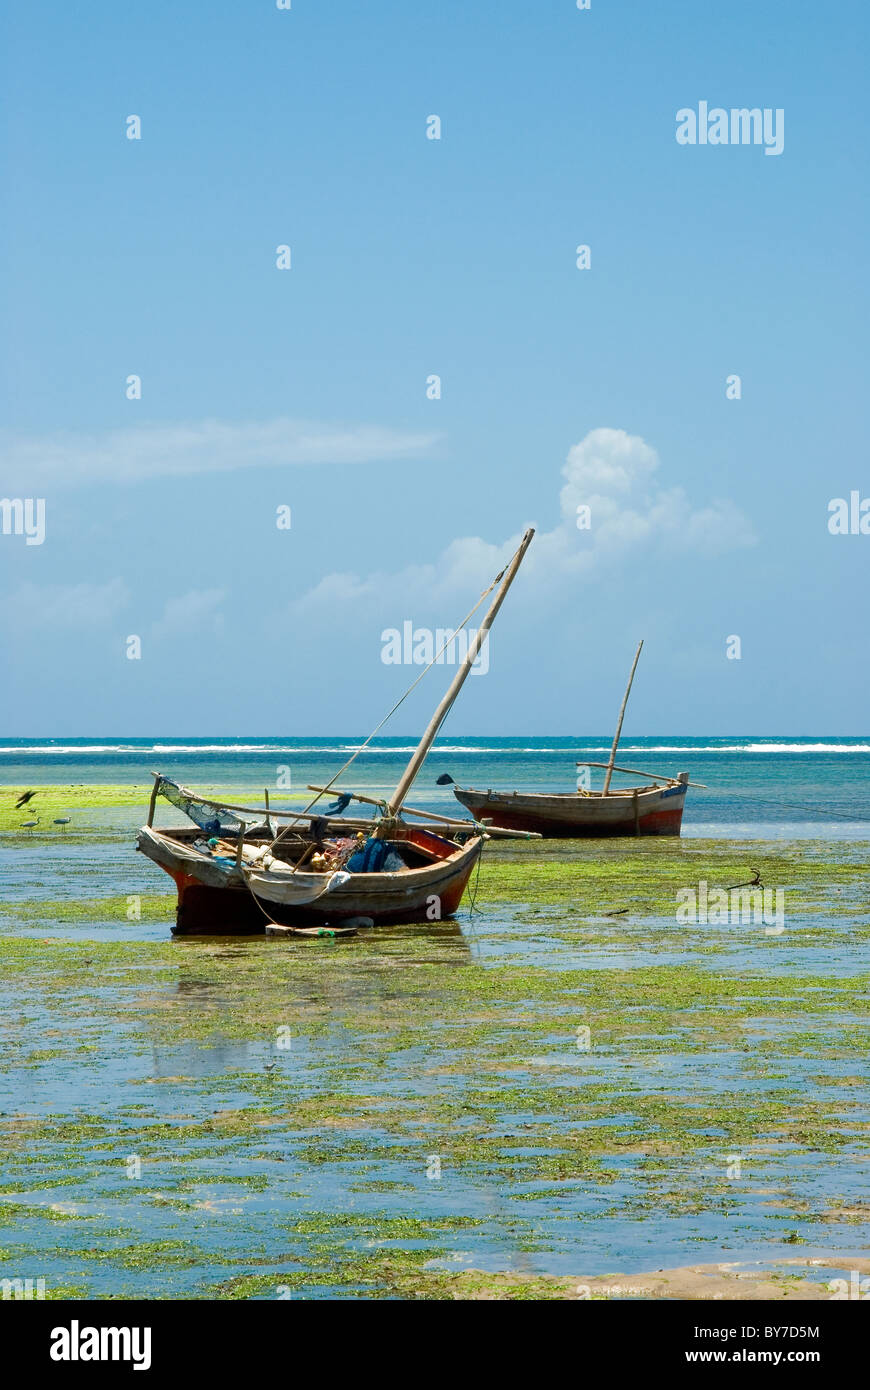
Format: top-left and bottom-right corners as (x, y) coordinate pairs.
(151, 776), (544, 834)
(576, 761), (707, 789)
(304, 784), (542, 838)
(166, 784), (340, 819)
(147, 779), (520, 837)
(384, 528), (535, 819)
(147, 773), (160, 827)
(308, 784), (470, 828)
(306, 785), (387, 811)
(602, 640), (643, 795)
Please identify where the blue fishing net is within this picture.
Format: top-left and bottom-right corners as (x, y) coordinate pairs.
(345, 837), (405, 873)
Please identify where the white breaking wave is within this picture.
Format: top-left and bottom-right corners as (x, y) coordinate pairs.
(612, 743), (870, 754)
(339, 744), (516, 754)
(1, 739), (868, 757)
(739, 742), (870, 753)
(0, 744), (300, 755)
(150, 744), (293, 753)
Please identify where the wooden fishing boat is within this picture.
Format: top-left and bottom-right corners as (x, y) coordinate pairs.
(137, 817), (482, 933)
(444, 641), (702, 838)
(450, 774), (690, 838)
(136, 527), (536, 935)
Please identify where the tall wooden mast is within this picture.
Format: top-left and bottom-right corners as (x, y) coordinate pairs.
(602, 639), (644, 794)
(384, 528), (535, 818)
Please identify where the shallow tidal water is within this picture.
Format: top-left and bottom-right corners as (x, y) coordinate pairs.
(1, 803), (869, 1299)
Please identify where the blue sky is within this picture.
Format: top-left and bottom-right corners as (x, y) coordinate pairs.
(1, 0), (868, 735)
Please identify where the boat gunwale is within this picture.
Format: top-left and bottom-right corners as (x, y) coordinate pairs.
(138, 823), (483, 894)
(454, 784), (685, 805)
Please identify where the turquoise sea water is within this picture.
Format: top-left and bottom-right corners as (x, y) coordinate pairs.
(2, 735), (869, 839)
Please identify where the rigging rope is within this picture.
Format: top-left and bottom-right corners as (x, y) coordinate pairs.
(269, 552), (514, 847)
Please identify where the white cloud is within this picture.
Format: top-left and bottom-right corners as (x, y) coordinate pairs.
(0, 417), (439, 488)
(0, 578), (130, 629)
(289, 427), (757, 613)
(551, 427), (754, 563)
(152, 588), (226, 639)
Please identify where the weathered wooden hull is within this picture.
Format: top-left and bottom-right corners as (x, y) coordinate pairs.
(245, 834), (482, 926)
(136, 824), (482, 934)
(452, 783), (687, 838)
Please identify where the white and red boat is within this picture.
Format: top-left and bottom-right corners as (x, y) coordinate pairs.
(449, 773), (690, 838)
(444, 641), (701, 838)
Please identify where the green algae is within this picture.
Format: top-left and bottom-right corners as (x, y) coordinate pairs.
(0, 783), (314, 838)
(0, 1203), (90, 1224)
(0, 895), (174, 925)
(1, 833), (869, 1298)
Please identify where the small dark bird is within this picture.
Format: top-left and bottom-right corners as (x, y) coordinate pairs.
(15, 790), (36, 810)
(264, 1060), (278, 1074)
(726, 869), (763, 890)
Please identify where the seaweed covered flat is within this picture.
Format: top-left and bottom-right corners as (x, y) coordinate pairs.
(1, 807), (868, 1299)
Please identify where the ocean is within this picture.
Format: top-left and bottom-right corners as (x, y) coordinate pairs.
(2, 736), (869, 840)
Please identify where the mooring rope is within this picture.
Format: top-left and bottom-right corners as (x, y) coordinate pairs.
(466, 838), (486, 916)
(719, 793), (870, 824)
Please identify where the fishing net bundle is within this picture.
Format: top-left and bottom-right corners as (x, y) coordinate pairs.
(157, 778), (244, 837)
(157, 780), (407, 873)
